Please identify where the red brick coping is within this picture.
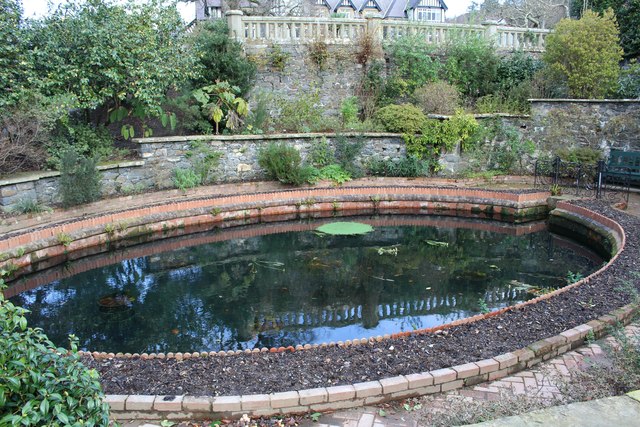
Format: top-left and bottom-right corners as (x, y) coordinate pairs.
(104, 201), (633, 421)
(0, 188), (630, 420)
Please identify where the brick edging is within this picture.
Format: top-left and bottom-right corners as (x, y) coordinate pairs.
(1, 188), (629, 420)
(101, 202), (630, 420)
(107, 300), (637, 420)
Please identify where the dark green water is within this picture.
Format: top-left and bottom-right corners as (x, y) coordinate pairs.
(11, 216), (603, 353)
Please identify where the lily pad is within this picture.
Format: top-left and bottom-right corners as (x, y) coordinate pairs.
(316, 221), (374, 236)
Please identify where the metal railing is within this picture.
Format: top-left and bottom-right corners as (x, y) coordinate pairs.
(534, 157), (630, 203)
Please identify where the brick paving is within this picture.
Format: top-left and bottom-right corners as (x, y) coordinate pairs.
(117, 322), (639, 427)
(294, 323), (640, 427)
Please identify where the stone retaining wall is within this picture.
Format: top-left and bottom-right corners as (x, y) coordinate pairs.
(529, 99), (640, 153)
(139, 133), (407, 189)
(1, 99), (638, 213)
(0, 161), (147, 211)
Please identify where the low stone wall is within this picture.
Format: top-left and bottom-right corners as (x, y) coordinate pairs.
(1, 99), (638, 213)
(0, 161), (147, 211)
(138, 133), (407, 189)
(529, 99), (640, 153)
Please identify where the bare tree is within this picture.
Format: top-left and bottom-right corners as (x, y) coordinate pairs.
(468, 0), (570, 28)
(180, 0), (308, 17)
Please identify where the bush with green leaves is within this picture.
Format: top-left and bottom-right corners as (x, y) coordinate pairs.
(275, 91), (325, 133)
(340, 96), (360, 127)
(192, 81), (249, 134)
(496, 51), (541, 94)
(163, 90), (214, 135)
(405, 110), (478, 158)
(309, 137), (334, 168)
(555, 147), (603, 164)
(334, 134), (365, 178)
(375, 104), (427, 134)
(47, 122), (115, 169)
(268, 45), (290, 72)
(475, 86), (531, 114)
(367, 155), (430, 177)
(0, 0), (32, 108)
(0, 273), (111, 426)
(258, 142), (312, 185)
(245, 91), (272, 134)
(544, 10), (623, 98)
(383, 35), (440, 102)
(173, 167), (201, 191)
(313, 164), (352, 185)
(187, 19), (256, 96)
(465, 119), (535, 174)
(442, 35), (499, 99)
(27, 0), (194, 125)
(184, 141), (223, 185)
(10, 198), (51, 215)
(413, 81), (461, 115)
(402, 111), (478, 174)
(58, 150), (101, 208)
(618, 60), (640, 99)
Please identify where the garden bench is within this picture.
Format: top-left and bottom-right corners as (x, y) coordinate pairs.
(602, 149), (640, 184)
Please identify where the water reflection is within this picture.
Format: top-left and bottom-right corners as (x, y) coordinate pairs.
(10, 216), (603, 353)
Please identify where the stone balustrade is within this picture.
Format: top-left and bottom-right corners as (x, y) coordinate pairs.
(227, 11), (550, 52)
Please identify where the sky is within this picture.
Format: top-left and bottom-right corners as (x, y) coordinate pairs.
(21, 0), (477, 21)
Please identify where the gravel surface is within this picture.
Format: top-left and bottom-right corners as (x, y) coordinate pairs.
(84, 200), (640, 396)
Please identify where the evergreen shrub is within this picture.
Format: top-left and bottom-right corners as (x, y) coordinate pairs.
(0, 273), (111, 426)
(58, 150), (101, 208)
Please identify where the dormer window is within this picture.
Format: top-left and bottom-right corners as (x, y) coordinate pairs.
(317, 0), (324, 4)
(365, 0), (377, 7)
(206, 6), (222, 18)
(416, 9), (441, 21)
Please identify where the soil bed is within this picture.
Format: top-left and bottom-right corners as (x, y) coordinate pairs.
(85, 200), (639, 396)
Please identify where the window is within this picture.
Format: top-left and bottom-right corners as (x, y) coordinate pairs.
(416, 9), (441, 21)
(206, 6), (222, 18)
(365, 0), (378, 8)
(335, 8), (352, 18)
(317, 0), (325, 4)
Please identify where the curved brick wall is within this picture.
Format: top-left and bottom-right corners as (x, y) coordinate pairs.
(1, 187), (631, 421)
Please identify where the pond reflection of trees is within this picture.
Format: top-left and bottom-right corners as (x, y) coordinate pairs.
(11, 217), (602, 353)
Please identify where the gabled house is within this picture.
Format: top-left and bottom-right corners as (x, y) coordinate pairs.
(196, 0), (448, 21)
(323, 0), (447, 21)
(196, 0), (260, 20)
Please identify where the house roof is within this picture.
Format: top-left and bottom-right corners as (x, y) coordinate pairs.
(407, 0), (448, 11)
(355, 0), (383, 12)
(383, 0), (407, 18)
(203, 0), (257, 8)
(324, 0), (447, 17)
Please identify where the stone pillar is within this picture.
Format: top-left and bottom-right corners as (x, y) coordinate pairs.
(226, 10), (244, 42)
(365, 14), (384, 61)
(482, 20), (499, 47)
